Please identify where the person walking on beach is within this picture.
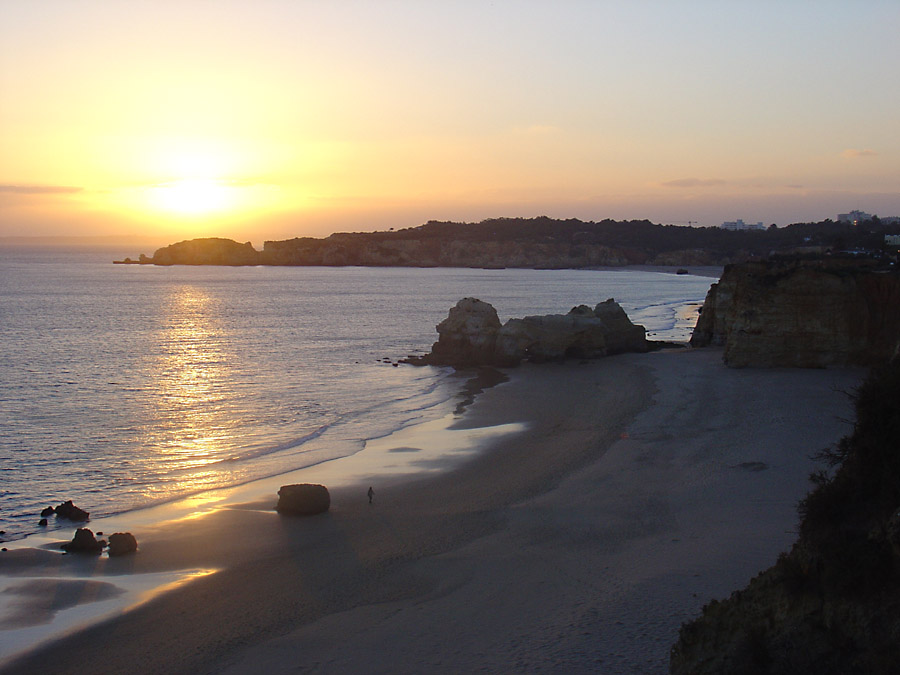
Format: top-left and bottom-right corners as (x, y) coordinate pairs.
(368, 486), (374, 504)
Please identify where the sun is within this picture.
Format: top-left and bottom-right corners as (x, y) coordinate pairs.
(149, 178), (237, 216)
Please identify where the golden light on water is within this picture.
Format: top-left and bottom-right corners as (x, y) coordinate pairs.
(144, 285), (241, 498)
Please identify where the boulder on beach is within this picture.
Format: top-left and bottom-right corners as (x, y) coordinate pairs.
(276, 484), (331, 516)
(61, 528), (103, 554)
(107, 532), (138, 556)
(54, 500), (90, 522)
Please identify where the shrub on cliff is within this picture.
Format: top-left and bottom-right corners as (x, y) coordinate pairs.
(671, 358), (900, 674)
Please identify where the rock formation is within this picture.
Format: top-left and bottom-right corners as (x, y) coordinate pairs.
(61, 528), (104, 554)
(691, 259), (900, 367)
(276, 484), (331, 516)
(670, 358), (900, 674)
(54, 500), (90, 522)
(151, 238), (262, 266)
(107, 532), (138, 556)
(410, 298), (648, 368)
(125, 215), (898, 269)
(423, 298), (502, 367)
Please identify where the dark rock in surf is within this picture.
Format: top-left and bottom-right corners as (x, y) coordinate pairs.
(54, 500), (90, 522)
(61, 528), (103, 554)
(276, 484), (331, 516)
(40, 506), (55, 517)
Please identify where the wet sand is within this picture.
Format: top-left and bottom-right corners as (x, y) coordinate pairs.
(0, 349), (862, 674)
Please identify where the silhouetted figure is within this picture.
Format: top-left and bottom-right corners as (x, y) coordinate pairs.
(368, 486), (374, 504)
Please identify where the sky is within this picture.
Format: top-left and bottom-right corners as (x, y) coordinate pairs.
(2, 0), (899, 243)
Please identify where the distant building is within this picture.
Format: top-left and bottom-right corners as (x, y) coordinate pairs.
(721, 219), (765, 231)
(838, 210), (873, 225)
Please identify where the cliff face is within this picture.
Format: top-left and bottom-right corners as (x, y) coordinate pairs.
(150, 235), (641, 269)
(136, 216), (900, 269)
(151, 238), (262, 266)
(670, 359), (900, 674)
(691, 260), (900, 367)
(261, 237), (638, 268)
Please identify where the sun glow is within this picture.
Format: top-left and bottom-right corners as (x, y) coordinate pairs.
(149, 178), (237, 216)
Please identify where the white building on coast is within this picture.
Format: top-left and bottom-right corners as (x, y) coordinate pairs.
(720, 219), (765, 231)
(838, 210), (873, 225)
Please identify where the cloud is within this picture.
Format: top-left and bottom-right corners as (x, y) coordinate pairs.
(661, 178), (727, 188)
(0, 184), (83, 194)
(840, 149), (878, 159)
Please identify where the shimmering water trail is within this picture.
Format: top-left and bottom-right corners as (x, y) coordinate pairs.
(0, 245), (715, 542)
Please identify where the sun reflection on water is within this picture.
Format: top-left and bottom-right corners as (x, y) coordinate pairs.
(143, 286), (242, 498)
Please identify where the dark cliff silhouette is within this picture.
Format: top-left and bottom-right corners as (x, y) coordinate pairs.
(126, 216), (900, 268)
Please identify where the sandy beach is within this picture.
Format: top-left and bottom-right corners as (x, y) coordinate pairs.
(0, 348), (863, 674)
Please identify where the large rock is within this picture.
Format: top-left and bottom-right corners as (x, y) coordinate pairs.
(107, 532), (138, 556)
(54, 500), (90, 522)
(426, 298), (502, 367)
(691, 260), (900, 367)
(61, 528), (103, 554)
(276, 484), (331, 516)
(413, 297), (648, 367)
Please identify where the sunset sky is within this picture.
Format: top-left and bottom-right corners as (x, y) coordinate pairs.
(2, 1), (899, 243)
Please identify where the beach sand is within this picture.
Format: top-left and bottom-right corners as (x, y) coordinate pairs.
(0, 348), (862, 674)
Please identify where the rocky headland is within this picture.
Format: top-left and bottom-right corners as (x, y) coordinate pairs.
(670, 357), (900, 674)
(690, 259), (900, 367)
(407, 297), (649, 368)
(121, 215), (899, 269)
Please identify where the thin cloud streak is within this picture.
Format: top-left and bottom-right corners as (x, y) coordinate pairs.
(840, 149), (879, 159)
(0, 184), (83, 194)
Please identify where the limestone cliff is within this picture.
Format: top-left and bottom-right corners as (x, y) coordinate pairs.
(670, 358), (900, 674)
(151, 238), (262, 266)
(134, 216), (899, 269)
(409, 298), (648, 368)
(691, 260), (900, 367)
(262, 236), (637, 268)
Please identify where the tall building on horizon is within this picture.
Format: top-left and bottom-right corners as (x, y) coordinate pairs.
(837, 210), (873, 225)
(720, 219), (765, 231)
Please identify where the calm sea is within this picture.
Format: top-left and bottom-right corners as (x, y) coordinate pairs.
(0, 246), (714, 542)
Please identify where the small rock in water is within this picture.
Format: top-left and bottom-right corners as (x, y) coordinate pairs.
(54, 500), (90, 522)
(38, 518), (48, 527)
(40, 506), (55, 517)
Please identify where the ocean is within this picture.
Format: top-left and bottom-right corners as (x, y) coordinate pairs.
(0, 245), (715, 543)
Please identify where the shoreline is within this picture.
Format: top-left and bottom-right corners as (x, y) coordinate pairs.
(0, 349), (863, 673)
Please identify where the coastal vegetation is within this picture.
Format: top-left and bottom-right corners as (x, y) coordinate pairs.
(671, 358), (900, 674)
(128, 216), (900, 268)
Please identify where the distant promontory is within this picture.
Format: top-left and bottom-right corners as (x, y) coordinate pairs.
(119, 216), (899, 269)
